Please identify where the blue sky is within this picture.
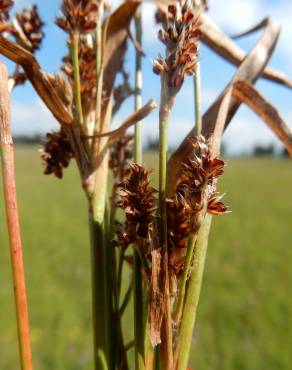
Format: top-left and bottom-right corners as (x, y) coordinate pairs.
(2, 0), (292, 154)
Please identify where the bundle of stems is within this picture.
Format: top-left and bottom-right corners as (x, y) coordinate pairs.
(1, 1), (292, 369)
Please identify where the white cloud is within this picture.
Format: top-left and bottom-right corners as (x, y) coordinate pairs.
(11, 99), (59, 136)
(208, 0), (263, 34)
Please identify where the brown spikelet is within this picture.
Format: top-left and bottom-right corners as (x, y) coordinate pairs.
(153, 0), (201, 91)
(0, 0), (13, 32)
(115, 163), (157, 249)
(207, 188), (228, 215)
(39, 129), (74, 179)
(56, 0), (99, 34)
(14, 5), (45, 52)
(0, 0), (13, 23)
(168, 135), (227, 275)
(167, 194), (191, 274)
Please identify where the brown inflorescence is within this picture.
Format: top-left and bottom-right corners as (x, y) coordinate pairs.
(39, 129), (74, 179)
(0, 0), (13, 23)
(115, 163), (157, 249)
(15, 5), (44, 52)
(153, 0), (201, 91)
(167, 194), (192, 273)
(0, 0), (13, 33)
(56, 0), (99, 34)
(167, 135), (227, 275)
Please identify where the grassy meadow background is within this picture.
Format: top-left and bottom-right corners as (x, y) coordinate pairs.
(0, 147), (292, 369)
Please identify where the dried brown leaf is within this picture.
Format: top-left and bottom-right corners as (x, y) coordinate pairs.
(0, 35), (72, 125)
(148, 245), (163, 347)
(168, 18), (281, 194)
(200, 14), (292, 89)
(91, 99), (157, 144)
(233, 80), (292, 157)
(101, 1), (140, 131)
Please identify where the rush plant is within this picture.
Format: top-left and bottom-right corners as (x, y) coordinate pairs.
(1, 1), (292, 370)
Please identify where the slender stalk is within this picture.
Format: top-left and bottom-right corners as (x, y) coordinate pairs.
(88, 211), (107, 370)
(133, 9), (146, 370)
(159, 87), (173, 370)
(173, 55), (202, 325)
(95, 5), (103, 136)
(194, 47), (202, 137)
(0, 62), (33, 370)
(176, 214), (212, 370)
(71, 32), (84, 127)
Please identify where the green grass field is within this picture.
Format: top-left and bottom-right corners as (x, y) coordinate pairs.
(0, 147), (292, 370)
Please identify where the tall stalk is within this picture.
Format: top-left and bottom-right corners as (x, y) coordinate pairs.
(89, 6), (114, 368)
(158, 83), (174, 370)
(71, 32), (84, 127)
(0, 62), (33, 370)
(176, 214), (212, 370)
(133, 8), (146, 370)
(173, 56), (202, 325)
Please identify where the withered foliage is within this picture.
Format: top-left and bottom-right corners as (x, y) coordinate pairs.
(14, 5), (44, 52)
(56, 0), (99, 34)
(39, 129), (74, 179)
(153, 0), (201, 90)
(115, 164), (157, 249)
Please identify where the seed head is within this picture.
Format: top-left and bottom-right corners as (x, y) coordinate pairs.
(39, 129), (74, 179)
(0, 0), (13, 23)
(167, 193), (192, 274)
(115, 164), (157, 248)
(14, 5), (44, 52)
(56, 0), (99, 34)
(153, 0), (201, 91)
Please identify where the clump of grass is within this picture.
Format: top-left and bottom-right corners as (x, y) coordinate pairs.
(1, 0), (292, 369)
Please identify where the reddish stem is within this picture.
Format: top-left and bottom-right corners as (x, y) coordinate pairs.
(0, 62), (33, 370)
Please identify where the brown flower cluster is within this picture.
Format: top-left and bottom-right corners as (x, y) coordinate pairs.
(115, 164), (157, 249)
(0, 0), (13, 32)
(39, 129), (74, 179)
(167, 135), (227, 274)
(14, 6), (44, 52)
(153, 0), (201, 90)
(0, 0), (13, 22)
(109, 134), (133, 180)
(56, 0), (99, 34)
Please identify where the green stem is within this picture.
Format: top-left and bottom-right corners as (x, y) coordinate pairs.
(159, 89), (173, 369)
(133, 9), (145, 370)
(89, 211), (107, 370)
(173, 54), (202, 325)
(119, 280), (133, 316)
(71, 33), (84, 127)
(194, 47), (202, 137)
(134, 10), (143, 164)
(173, 235), (198, 325)
(176, 214), (212, 370)
(95, 10), (103, 136)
